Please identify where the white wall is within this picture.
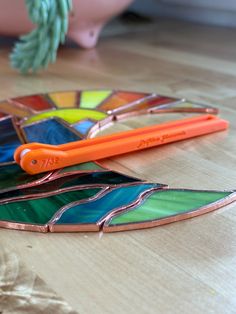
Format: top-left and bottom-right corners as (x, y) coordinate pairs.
(131, 0), (236, 27)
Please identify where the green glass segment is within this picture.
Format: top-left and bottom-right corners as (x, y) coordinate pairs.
(0, 164), (47, 193)
(58, 162), (105, 173)
(24, 109), (107, 125)
(0, 188), (101, 225)
(56, 184), (157, 224)
(108, 190), (231, 225)
(80, 90), (112, 109)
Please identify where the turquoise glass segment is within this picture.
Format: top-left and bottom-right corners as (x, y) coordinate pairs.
(0, 118), (22, 163)
(56, 183), (157, 224)
(23, 118), (81, 144)
(108, 189), (231, 225)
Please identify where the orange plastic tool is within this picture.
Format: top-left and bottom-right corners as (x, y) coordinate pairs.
(14, 114), (228, 175)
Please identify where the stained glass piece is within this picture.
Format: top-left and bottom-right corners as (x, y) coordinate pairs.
(55, 184), (157, 224)
(22, 118), (81, 144)
(48, 92), (78, 108)
(0, 118), (22, 163)
(24, 109), (107, 125)
(80, 90), (112, 109)
(155, 101), (218, 113)
(0, 188), (101, 225)
(119, 96), (177, 113)
(0, 101), (32, 117)
(0, 89), (233, 233)
(106, 189), (231, 226)
(73, 120), (95, 135)
(12, 95), (53, 111)
(0, 164), (48, 193)
(58, 162), (106, 173)
(172, 102), (207, 108)
(0, 171), (142, 202)
(171, 102), (197, 108)
(98, 91), (149, 113)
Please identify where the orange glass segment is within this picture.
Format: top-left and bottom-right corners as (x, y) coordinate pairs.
(0, 101), (32, 117)
(12, 95), (53, 111)
(98, 91), (149, 113)
(48, 92), (79, 108)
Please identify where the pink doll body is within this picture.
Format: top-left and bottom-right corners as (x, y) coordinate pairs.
(0, 0), (133, 48)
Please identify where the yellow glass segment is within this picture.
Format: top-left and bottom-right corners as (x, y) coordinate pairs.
(24, 109), (108, 125)
(48, 92), (77, 108)
(80, 90), (112, 109)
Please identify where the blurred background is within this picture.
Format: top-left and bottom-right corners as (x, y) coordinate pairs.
(130, 0), (236, 27)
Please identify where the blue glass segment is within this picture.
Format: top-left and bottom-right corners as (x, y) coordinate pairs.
(0, 118), (22, 163)
(23, 118), (81, 144)
(73, 120), (95, 135)
(56, 183), (157, 224)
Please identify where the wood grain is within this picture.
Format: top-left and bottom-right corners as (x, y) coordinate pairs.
(0, 19), (236, 313)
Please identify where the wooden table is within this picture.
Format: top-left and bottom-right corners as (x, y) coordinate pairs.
(0, 19), (236, 313)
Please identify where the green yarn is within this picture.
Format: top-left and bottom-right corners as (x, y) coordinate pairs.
(10, 0), (72, 73)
